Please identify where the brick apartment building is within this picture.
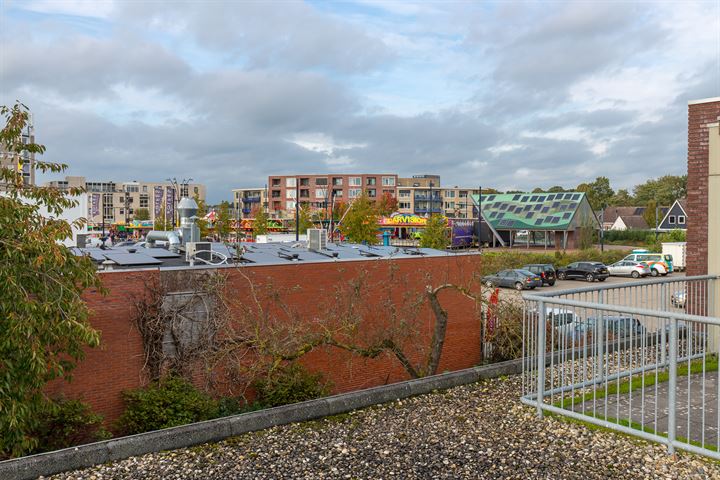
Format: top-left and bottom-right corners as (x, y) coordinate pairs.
(267, 173), (398, 218)
(45, 176), (206, 228)
(232, 187), (269, 219)
(687, 97), (720, 277)
(396, 175), (480, 219)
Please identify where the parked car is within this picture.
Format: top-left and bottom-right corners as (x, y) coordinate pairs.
(522, 264), (556, 286)
(622, 250), (671, 276)
(556, 262), (610, 282)
(547, 307), (582, 336)
(671, 290), (686, 308)
(482, 269), (543, 291)
(574, 315), (646, 339)
(606, 260), (651, 278)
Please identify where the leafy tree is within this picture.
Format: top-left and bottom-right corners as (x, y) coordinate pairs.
(297, 205), (313, 235)
(376, 191), (398, 216)
(547, 186), (566, 193)
(577, 176), (614, 211)
(332, 201), (349, 221)
(133, 208), (150, 221)
(0, 103), (102, 457)
(253, 207), (269, 238)
(153, 206), (170, 231)
(643, 200), (659, 230)
(194, 194), (210, 238)
(608, 188), (634, 206)
(340, 193), (379, 244)
(531, 187), (544, 193)
(634, 175), (687, 206)
(419, 215), (449, 249)
(215, 201), (232, 240)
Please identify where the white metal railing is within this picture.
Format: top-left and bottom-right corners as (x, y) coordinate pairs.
(522, 275), (720, 458)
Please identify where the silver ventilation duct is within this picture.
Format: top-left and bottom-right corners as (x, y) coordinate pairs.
(177, 197), (200, 244)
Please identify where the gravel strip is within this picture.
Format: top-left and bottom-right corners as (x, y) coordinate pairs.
(48, 375), (720, 480)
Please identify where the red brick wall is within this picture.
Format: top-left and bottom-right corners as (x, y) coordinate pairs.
(46, 254), (483, 423)
(687, 100), (720, 276)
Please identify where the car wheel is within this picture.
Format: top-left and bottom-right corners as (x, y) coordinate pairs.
(631, 271), (640, 278)
(598, 278), (606, 282)
(557, 272), (566, 280)
(485, 281), (494, 288)
(651, 269), (659, 277)
(548, 281), (556, 287)
(515, 282), (524, 291)
(585, 273), (595, 282)
(661, 272), (668, 276)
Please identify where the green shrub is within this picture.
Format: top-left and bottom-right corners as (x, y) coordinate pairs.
(254, 363), (331, 408)
(118, 377), (218, 435)
(31, 398), (110, 454)
(214, 397), (266, 417)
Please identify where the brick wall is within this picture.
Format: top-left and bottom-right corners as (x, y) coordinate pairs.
(687, 99), (720, 276)
(46, 254), (484, 423)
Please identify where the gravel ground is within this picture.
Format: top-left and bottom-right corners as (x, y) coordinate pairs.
(49, 375), (720, 480)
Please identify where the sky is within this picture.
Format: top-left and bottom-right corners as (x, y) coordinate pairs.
(1, 0), (719, 203)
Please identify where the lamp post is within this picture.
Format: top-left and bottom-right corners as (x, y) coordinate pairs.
(477, 186), (482, 253)
(295, 177), (300, 241)
(428, 181), (434, 217)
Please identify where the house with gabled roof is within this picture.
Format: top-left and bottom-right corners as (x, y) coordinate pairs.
(471, 191), (599, 249)
(658, 198), (688, 231)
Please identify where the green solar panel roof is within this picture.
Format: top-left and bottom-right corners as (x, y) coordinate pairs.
(471, 191), (589, 230)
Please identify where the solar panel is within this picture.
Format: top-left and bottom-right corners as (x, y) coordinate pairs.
(521, 196), (529, 202)
(551, 217), (560, 224)
(500, 203), (508, 210)
(534, 218), (543, 225)
(530, 196), (538, 202)
(536, 196), (546, 202)
(523, 205), (532, 211)
(542, 206), (550, 213)
(568, 201), (578, 210)
(488, 211), (497, 218)
(82, 248), (109, 262)
(496, 212), (505, 219)
(564, 193), (573, 200)
(139, 248), (181, 259)
(572, 193), (580, 200)
(512, 195), (521, 201)
(525, 212), (534, 219)
(559, 204), (567, 211)
(486, 195), (495, 201)
(547, 194), (555, 200)
(563, 212), (572, 219)
(534, 204), (542, 211)
(552, 202), (560, 208)
(103, 252), (163, 266)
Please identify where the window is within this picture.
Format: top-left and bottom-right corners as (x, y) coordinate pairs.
(300, 189), (310, 198)
(678, 215), (686, 224)
(286, 178), (297, 187)
(459, 191), (468, 198)
(315, 188), (326, 199)
(333, 189), (343, 198)
(142, 185), (148, 193)
(349, 177), (361, 186)
(445, 190), (456, 198)
(399, 202), (411, 209)
(399, 190), (411, 198)
(349, 188), (361, 198)
(140, 195), (149, 208)
(286, 201), (296, 210)
(445, 202), (455, 209)
(286, 190), (297, 199)
(332, 177), (343, 186)
(315, 177), (328, 186)
(272, 178), (281, 186)
(669, 215), (676, 224)
(382, 176), (395, 186)
(367, 189), (376, 197)
(366, 177), (377, 186)
(271, 190), (281, 198)
(299, 178), (310, 186)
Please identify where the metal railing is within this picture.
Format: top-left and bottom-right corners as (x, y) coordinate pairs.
(522, 275), (720, 459)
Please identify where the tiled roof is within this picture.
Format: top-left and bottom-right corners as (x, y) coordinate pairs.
(471, 192), (588, 231)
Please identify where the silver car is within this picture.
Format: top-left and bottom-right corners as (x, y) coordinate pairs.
(606, 260), (651, 278)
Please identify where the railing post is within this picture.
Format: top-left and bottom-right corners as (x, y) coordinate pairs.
(537, 299), (546, 418)
(596, 290), (604, 382)
(667, 316), (677, 455)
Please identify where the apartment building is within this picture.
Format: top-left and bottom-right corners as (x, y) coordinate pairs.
(44, 176), (206, 227)
(0, 121), (35, 187)
(267, 173), (398, 218)
(232, 187), (269, 219)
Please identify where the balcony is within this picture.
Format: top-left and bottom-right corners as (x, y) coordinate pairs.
(242, 196), (261, 203)
(414, 195), (441, 201)
(414, 207), (443, 214)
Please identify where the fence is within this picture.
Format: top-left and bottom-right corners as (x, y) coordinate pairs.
(522, 275), (720, 459)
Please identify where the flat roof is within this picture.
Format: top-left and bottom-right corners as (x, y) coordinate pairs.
(71, 241), (470, 271)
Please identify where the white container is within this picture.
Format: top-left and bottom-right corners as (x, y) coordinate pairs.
(662, 242), (687, 271)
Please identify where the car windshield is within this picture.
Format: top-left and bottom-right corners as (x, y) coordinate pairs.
(517, 269), (535, 277)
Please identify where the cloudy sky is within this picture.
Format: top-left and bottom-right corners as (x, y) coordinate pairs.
(1, 0), (718, 202)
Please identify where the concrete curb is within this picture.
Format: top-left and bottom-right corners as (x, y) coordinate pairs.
(0, 358), (524, 480)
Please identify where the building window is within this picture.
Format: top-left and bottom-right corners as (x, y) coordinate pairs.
(399, 190), (411, 198)
(366, 177), (377, 186)
(382, 176), (395, 186)
(286, 190), (297, 199)
(315, 188), (327, 199)
(272, 178), (281, 187)
(678, 215), (686, 224)
(332, 177), (343, 186)
(142, 185), (148, 193)
(367, 189), (376, 197)
(459, 191), (468, 198)
(445, 190), (456, 198)
(349, 177), (361, 186)
(315, 177), (328, 186)
(349, 188), (361, 198)
(299, 178), (310, 186)
(286, 178), (296, 188)
(299, 189), (310, 198)
(669, 215), (676, 224)
(286, 200), (296, 210)
(271, 190), (281, 198)
(445, 202), (455, 209)
(332, 189), (343, 198)
(140, 195), (149, 208)
(399, 202), (411, 209)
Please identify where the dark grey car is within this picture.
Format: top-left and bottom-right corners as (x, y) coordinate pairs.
(482, 269), (543, 291)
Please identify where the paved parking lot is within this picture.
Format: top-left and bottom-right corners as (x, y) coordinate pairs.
(535, 271), (686, 294)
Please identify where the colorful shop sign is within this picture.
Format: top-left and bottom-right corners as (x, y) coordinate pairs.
(378, 213), (430, 227)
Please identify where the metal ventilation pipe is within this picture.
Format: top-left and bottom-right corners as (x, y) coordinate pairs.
(177, 197), (200, 245)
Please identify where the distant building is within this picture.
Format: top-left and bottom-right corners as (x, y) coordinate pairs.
(267, 173), (398, 219)
(232, 187), (269, 219)
(0, 119), (35, 187)
(658, 198), (688, 231)
(602, 206), (670, 231)
(44, 176), (206, 229)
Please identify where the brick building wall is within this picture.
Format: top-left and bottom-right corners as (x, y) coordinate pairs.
(687, 98), (720, 276)
(46, 254), (483, 423)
